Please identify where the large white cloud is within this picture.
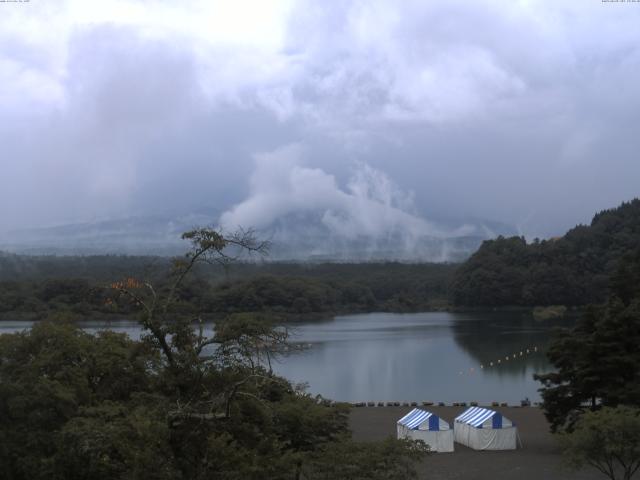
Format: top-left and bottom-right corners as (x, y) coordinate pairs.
(219, 144), (447, 240)
(1, 0), (640, 238)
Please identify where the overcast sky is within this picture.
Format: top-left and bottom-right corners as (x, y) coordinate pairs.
(2, 0), (640, 239)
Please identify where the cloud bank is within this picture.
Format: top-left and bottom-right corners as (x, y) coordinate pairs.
(1, 0), (640, 242)
(219, 145), (491, 260)
(220, 144), (447, 238)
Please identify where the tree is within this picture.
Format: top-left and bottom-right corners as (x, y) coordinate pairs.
(0, 228), (430, 479)
(535, 254), (640, 431)
(0, 322), (160, 480)
(301, 438), (429, 480)
(451, 199), (640, 308)
(560, 406), (640, 480)
(534, 306), (607, 431)
(108, 227), (269, 372)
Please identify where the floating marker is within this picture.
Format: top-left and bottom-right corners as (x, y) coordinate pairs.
(473, 345), (545, 376)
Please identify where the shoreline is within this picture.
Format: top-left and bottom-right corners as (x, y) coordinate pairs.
(0, 304), (582, 323)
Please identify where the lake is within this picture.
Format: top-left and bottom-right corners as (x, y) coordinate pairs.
(0, 311), (570, 404)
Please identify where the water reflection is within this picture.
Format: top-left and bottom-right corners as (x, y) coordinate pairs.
(274, 312), (571, 403)
(0, 312), (573, 403)
(449, 312), (570, 379)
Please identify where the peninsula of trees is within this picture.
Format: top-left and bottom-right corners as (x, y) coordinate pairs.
(451, 199), (640, 307)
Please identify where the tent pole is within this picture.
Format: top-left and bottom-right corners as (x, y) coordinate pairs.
(517, 431), (523, 449)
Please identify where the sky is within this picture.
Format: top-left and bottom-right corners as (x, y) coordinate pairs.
(2, 0), (640, 240)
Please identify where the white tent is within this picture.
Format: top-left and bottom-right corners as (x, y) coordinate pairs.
(397, 408), (454, 453)
(454, 406), (517, 450)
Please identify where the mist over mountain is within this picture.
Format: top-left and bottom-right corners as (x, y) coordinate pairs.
(0, 211), (515, 262)
(0, 215), (210, 256)
(216, 145), (517, 261)
(251, 211), (516, 262)
(0, 151), (516, 261)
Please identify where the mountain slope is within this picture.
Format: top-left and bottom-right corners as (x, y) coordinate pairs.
(0, 214), (215, 256)
(0, 212), (516, 262)
(451, 199), (640, 307)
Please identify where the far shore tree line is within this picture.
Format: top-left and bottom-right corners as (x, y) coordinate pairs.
(0, 259), (453, 321)
(1, 200), (638, 322)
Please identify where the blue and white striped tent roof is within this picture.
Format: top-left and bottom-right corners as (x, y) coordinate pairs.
(455, 406), (512, 429)
(397, 408), (445, 431)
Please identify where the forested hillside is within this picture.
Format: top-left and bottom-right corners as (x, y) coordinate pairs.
(0, 257), (455, 320)
(3, 198), (638, 316)
(451, 199), (640, 307)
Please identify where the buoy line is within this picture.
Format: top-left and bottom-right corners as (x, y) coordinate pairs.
(457, 345), (540, 376)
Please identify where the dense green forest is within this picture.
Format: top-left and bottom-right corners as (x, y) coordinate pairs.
(535, 248), (640, 431)
(0, 255), (454, 320)
(2, 198), (639, 319)
(451, 199), (640, 307)
(531, 249), (640, 478)
(0, 230), (428, 479)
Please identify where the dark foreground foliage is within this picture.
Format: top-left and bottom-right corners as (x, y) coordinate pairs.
(451, 199), (640, 307)
(0, 322), (427, 480)
(535, 250), (640, 432)
(560, 406), (640, 480)
(0, 229), (429, 480)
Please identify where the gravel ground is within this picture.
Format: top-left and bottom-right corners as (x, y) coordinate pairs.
(349, 406), (604, 480)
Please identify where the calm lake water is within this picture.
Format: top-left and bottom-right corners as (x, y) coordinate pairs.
(0, 311), (570, 403)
